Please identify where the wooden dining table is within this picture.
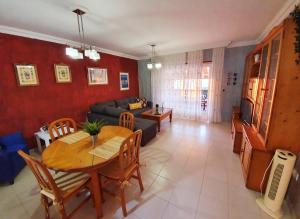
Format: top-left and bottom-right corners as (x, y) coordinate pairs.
(42, 125), (133, 218)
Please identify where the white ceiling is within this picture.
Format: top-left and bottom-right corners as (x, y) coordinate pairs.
(0, 0), (292, 59)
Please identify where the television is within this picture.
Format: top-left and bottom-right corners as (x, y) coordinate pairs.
(240, 99), (254, 126)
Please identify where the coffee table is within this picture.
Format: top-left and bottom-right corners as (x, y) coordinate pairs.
(140, 108), (172, 132)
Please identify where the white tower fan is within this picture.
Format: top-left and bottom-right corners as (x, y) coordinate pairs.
(256, 149), (296, 219)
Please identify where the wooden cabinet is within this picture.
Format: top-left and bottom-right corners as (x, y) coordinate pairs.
(242, 18), (300, 154)
(240, 126), (273, 192)
(231, 107), (243, 153)
(233, 18), (300, 191)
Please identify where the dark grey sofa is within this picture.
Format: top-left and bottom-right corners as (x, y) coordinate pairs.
(87, 97), (157, 146)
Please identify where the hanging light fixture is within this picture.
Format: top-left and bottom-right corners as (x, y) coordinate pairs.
(66, 8), (100, 61)
(147, 45), (162, 70)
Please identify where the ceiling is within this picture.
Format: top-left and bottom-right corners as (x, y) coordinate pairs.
(0, 0), (289, 59)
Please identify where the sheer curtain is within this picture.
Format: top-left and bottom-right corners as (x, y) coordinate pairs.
(151, 50), (206, 121)
(208, 47), (224, 123)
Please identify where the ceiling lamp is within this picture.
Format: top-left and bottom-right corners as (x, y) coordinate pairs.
(147, 45), (162, 70)
(66, 8), (100, 61)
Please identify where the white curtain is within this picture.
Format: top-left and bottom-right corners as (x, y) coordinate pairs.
(151, 50), (207, 121)
(208, 47), (224, 123)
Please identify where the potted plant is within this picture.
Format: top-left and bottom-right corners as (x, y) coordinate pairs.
(83, 120), (105, 147)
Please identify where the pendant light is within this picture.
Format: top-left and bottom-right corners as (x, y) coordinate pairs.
(66, 8), (100, 61)
(147, 45), (162, 70)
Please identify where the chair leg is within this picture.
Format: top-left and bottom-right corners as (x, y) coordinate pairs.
(57, 202), (68, 219)
(41, 195), (50, 219)
(136, 168), (144, 192)
(120, 184), (127, 217)
(9, 180), (14, 185)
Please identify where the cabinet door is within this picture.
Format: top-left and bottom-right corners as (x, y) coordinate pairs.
(259, 34), (281, 140)
(242, 56), (252, 98)
(253, 45), (269, 129)
(242, 140), (252, 176)
(240, 134), (246, 161)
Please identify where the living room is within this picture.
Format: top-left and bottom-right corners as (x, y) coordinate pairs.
(1, 0), (300, 219)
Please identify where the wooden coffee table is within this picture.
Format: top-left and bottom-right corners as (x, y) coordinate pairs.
(140, 108), (172, 132)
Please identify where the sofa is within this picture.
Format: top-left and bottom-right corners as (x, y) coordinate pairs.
(0, 131), (29, 184)
(87, 97), (157, 146)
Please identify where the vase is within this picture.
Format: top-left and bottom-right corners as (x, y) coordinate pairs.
(91, 134), (97, 147)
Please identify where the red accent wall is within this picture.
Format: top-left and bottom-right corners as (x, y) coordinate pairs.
(0, 33), (139, 148)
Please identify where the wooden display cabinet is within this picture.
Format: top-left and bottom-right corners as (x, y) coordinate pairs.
(233, 18), (300, 191)
(240, 126), (273, 192)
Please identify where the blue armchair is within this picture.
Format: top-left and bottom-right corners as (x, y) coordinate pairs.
(0, 132), (29, 184)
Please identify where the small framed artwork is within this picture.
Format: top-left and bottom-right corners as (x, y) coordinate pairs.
(15, 64), (39, 86)
(120, 72), (129, 90)
(87, 67), (108, 85)
(54, 64), (72, 83)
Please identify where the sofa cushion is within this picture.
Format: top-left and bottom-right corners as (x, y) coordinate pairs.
(140, 97), (148, 108)
(129, 102), (142, 110)
(103, 106), (126, 118)
(0, 132), (26, 148)
(90, 101), (116, 114)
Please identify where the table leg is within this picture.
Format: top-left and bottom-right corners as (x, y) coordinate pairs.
(169, 111), (173, 123)
(157, 120), (161, 132)
(90, 171), (103, 218)
(35, 134), (43, 153)
(45, 139), (51, 147)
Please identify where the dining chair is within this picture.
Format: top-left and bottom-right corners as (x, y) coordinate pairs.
(119, 112), (135, 131)
(18, 150), (91, 219)
(48, 118), (77, 142)
(99, 129), (143, 217)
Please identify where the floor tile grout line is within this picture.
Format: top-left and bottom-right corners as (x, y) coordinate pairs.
(194, 136), (209, 219)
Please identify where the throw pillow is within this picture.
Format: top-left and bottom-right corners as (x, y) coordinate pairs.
(129, 102), (142, 110)
(140, 97), (147, 108)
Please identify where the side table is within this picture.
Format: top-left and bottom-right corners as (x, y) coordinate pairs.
(34, 131), (51, 153)
(35, 127), (75, 152)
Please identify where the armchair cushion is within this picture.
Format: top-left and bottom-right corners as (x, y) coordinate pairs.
(0, 131), (26, 149)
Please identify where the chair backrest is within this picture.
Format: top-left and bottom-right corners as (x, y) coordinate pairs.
(48, 118), (77, 142)
(17, 150), (62, 201)
(119, 112), (135, 131)
(118, 129), (142, 177)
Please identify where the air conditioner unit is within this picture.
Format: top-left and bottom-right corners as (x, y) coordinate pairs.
(256, 149), (296, 219)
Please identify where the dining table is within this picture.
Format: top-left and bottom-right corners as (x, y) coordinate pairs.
(42, 125), (133, 219)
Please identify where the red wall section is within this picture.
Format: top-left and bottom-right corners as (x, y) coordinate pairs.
(0, 33), (139, 148)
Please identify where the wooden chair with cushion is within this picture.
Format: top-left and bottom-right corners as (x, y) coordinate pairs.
(99, 129), (143, 217)
(119, 112), (135, 131)
(48, 118), (77, 142)
(18, 150), (91, 219)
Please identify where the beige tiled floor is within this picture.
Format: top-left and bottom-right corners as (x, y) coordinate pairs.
(0, 119), (295, 219)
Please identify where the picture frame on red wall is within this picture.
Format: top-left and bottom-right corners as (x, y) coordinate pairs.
(54, 64), (72, 83)
(14, 64), (39, 86)
(87, 67), (108, 85)
(120, 72), (129, 91)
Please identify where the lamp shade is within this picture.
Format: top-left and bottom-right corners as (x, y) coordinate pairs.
(66, 47), (78, 57)
(155, 63), (162, 69)
(147, 63), (153, 70)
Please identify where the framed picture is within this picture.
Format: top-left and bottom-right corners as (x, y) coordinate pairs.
(54, 64), (71, 83)
(87, 67), (108, 85)
(120, 72), (129, 90)
(15, 64), (39, 86)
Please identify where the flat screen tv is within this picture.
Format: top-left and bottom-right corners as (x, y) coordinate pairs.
(240, 99), (254, 126)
